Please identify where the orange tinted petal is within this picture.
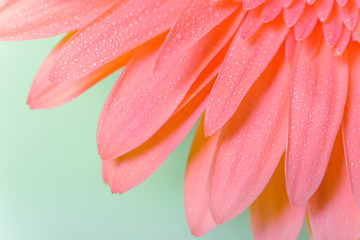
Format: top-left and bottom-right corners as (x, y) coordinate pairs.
(102, 80), (213, 194)
(308, 132), (360, 240)
(184, 116), (218, 237)
(250, 156), (306, 240)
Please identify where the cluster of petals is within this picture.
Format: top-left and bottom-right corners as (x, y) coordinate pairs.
(2, 0), (360, 239)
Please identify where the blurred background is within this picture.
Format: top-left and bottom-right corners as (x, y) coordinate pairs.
(0, 37), (309, 239)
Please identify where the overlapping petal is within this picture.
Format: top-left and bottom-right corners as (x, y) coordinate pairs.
(0, 0), (117, 40)
(342, 42), (360, 208)
(184, 117), (218, 237)
(286, 39), (348, 207)
(308, 132), (360, 240)
(261, 0), (283, 22)
(294, 6), (318, 40)
(205, 17), (289, 136)
(102, 80), (213, 194)
(208, 50), (290, 224)
(283, 0), (306, 27)
(3, 0), (360, 239)
(27, 32), (133, 109)
(154, 0), (240, 69)
(250, 156), (306, 240)
(97, 10), (245, 160)
(50, 0), (189, 82)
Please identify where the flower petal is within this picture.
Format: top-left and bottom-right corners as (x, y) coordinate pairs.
(294, 6), (318, 41)
(249, 156), (306, 240)
(204, 17), (289, 136)
(334, 27), (351, 56)
(97, 9), (245, 160)
(154, 0), (240, 69)
(184, 117), (218, 237)
(283, 0), (306, 27)
(261, 0), (283, 23)
(208, 51), (290, 224)
(342, 42), (360, 209)
(305, 213), (313, 239)
(0, 0), (117, 40)
(27, 32), (133, 109)
(243, 0), (266, 10)
(283, 0), (295, 8)
(336, 0), (348, 7)
(338, 0), (358, 31)
(308, 132), (360, 240)
(177, 45), (229, 111)
(352, 17), (360, 42)
(102, 79), (213, 194)
(50, 0), (188, 82)
(285, 30), (297, 64)
(286, 40), (348, 207)
(238, 7), (263, 40)
(315, 0), (334, 22)
(322, 6), (343, 47)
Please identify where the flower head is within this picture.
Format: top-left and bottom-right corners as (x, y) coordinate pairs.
(2, 0), (360, 239)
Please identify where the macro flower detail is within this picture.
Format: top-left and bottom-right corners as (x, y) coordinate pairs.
(2, 0), (360, 239)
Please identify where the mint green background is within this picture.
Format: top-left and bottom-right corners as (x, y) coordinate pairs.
(0, 37), (309, 239)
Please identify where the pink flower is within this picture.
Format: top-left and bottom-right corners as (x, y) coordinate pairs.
(2, 0), (360, 238)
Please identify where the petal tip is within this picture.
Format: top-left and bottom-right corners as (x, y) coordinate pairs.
(285, 183), (311, 208)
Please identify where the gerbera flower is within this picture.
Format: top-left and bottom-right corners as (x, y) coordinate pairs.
(2, 0), (360, 239)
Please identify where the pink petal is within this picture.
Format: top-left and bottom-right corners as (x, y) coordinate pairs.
(308, 132), (360, 240)
(261, 0), (283, 23)
(177, 45), (229, 111)
(97, 10), (245, 160)
(283, 0), (307, 27)
(285, 30), (297, 64)
(27, 32), (133, 109)
(154, 0), (240, 69)
(342, 43), (360, 209)
(250, 156), (306, 240)
(50, 0), (188, 82)
(243, 0), (266, 10)
(102, 79), (213, 194)
(352, 17), (360, 41)
(334, 27), (351, 56)
(208, 51), (290, 224)
(0, 0), (117, 40)
(283, 0), (295, 8)
(286, 40), (348, 207)
(294, 6), (318, 41)
(302, 23), (323, 58)
(238, 7), (264, 40)
(184, 117), (218, 237)
(204, 17), (289, 136)
(338, 0), (359, 31)
(315, 0), (335, 22)
(322, 7), (343, 47)
(336, 0), (348, 7)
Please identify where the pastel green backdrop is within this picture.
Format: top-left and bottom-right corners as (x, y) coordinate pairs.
(0, 36), (309, 239)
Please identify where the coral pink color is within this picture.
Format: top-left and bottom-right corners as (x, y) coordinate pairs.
(2, 0), (360, 238)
